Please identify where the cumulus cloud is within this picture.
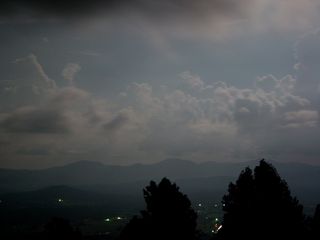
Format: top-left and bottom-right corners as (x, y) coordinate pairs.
(62, 63), (81, 86)
(1, 51), (320, 168)
(179, 71), (210, 91)
(1, 106), (69, 134)
(0, 85), (90, 134)
(114, 72), (318, 162)
(283, 110), (318, 128)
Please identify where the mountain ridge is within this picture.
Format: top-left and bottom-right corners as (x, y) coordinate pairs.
(1, 158), (320, 194)
(0, 158), (320, 211)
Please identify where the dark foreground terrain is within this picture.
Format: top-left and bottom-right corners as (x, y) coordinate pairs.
(1, 159), (319, 239)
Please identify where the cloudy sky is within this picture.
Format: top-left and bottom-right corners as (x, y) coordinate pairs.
(1, 0), (320, 168)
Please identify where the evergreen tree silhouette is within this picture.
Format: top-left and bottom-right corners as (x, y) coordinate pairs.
(310, 204), (320, 240)
(119, 178), (197, 240)
(220, 167), (255, 239)
(218, 160), (305, 240)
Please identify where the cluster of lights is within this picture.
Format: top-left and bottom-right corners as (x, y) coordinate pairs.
(212, 217), (222, 234)
(212, 225), (222, 233)
(197, 202), (223, 208)
(194, 202), (225, 234)
(104, 216), (123, 222)
(198, 202), (223, 208)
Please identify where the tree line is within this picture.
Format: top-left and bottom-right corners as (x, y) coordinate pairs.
(119, 160), (320, 240)
(18, 159), (320, 240)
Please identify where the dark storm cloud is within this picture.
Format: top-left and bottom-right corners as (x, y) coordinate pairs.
(103, 113), (130, 133)
(0, 0), (250, 19)
(1, 107), (69, 134)
(16, 147), (51, 156)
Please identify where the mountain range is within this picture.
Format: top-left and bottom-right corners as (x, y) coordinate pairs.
(1, 159), (320, 212)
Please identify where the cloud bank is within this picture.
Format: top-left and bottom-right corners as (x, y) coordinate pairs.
(1, 1), (320, 168)
(0, 41), (319, 168)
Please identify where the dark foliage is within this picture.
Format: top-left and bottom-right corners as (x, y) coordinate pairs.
(310, 204), (320, 240)
(43, 217), (82, 240)
(218, 159), (306, 240)
(119, 178), (198, 240)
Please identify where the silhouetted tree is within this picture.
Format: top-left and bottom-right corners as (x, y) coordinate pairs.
(119, 178), (198, 240)
(43, 217), (81, 240)
(310, 204), (320, 240)
(218, 160), (305, 240)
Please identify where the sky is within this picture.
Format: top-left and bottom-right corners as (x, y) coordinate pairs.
(1, 0), (320, 169)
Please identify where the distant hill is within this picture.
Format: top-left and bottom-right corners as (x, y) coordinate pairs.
(0, 159), (253, 192)
(0, 159), (320, 207)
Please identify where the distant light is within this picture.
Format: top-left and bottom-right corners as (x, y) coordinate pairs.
(214, 204), (218, 208)
(212, 224), (223, 234)
(58, 198), (63, 203)
(117, 217), (122, 220)
(215, 218), (219, 222)
(222, 204), (226, 207)
(198, 203), (202, 207)
(105, 218), (110, 222)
